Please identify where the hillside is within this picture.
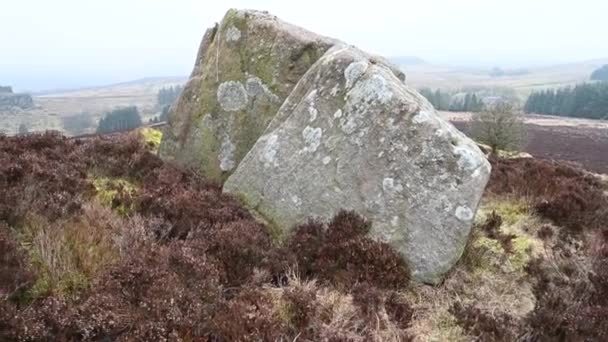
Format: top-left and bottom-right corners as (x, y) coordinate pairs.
(0, 77), (186, 136)
(402, 58), (608, 96)
(441, 111), (608, 174)
(1, 130), (606, 341)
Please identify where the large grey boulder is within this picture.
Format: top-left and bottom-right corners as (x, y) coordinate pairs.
(224, 46), (491, 284)
(159, 9), (404, 182)
(159, 9), (337, 182)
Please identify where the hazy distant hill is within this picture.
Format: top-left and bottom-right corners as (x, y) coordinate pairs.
(399, 58), (608, 95)
(390, 56), (426, 66)
(0, 77), (187, 135)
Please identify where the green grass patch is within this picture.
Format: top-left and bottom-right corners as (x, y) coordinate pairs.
(92, 176), (138, 216)
(139, 127), (163, 154)
(15, 210), (121, 300)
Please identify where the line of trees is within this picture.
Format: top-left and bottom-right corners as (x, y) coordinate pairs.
(157, 85), (184, 107)
(524, 83), (608, 120)
(96, 106), (142, 134)
(419, 89), (485, 112)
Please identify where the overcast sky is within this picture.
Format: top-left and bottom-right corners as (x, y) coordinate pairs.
(2, 0), (608, 91)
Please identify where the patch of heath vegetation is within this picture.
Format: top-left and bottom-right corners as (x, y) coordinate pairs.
(91, 176), (138, 216)
(14, 204), (122, 301)
(139, 127), (163, 154)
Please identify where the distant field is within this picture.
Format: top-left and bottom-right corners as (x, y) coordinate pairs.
(442, 111), (608, 174)
(403, 58), (608, 96)
(0, 77), (186, 135)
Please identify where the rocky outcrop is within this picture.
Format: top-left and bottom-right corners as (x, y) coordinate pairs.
(159, 10), (336, 181)
(224, 46), (490, 284)
(159, 9), (404, 182)
(0, 88), (34, 110)
(161, 9), (491, 284)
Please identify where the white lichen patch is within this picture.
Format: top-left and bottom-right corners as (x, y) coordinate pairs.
(217, 81), (248, 111)
(391, 216), (400, 227)
(322, 156), (332, 165)
(246, 77), (280, 103)
(302, 126), (322, 153)
(225, 26), (242, 42)
(413, 110), (432, 124)
(455, 206), (474, 222)
(307, 90), (318, 122)
(260, 134), (279, 167)
(453, 145), (484, 172)
(219, 135), (236, 171)
(345, 61), (369, 88)
(347, 73), (393, 107)
(333, 109), (343, 119)
(382, 177), (404, 194)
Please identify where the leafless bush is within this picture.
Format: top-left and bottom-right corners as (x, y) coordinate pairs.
(471, 101), (527, 154)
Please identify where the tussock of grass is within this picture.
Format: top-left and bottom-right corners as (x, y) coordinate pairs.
(15, 203), (123, 300)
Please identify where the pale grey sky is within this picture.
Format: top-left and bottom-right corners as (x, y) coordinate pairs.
(2, 0), (607, 91)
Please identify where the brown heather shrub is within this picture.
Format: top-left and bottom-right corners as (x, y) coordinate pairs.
(352, 284), (414, 330)
(522, 236), (608, 341)
(449, 302), (518, 342)
(0, 132), (92, 224)
(488, 157), (608, 234)
(0, 223), (33, 301)
(0, 133), (419, 340)
(204, 220), (285, 286)
(288, 210), (410, 290)
(134, 165), (252, 240)
(209, 289), (288, 341)
(281, 285), (318, 333)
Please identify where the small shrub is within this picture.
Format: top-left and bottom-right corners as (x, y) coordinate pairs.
(288, 210), (410, 290)
(471, 101), (527, 154)
(204, 220), (281, 286)
(487, 157), (608, 234)
(210, 289), (287, 341)
(0, 223), (33, 301)
(450, 302), (517, 342)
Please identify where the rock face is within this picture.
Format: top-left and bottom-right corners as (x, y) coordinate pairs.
(162, 9), (491, 284)
(159, 9), (337, 181)
(0, 87), (34, 110)
(224, 46), (491, 284)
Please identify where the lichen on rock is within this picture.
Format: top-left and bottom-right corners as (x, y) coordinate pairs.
(161, 9), (491, 284)
(224, 45), (491, 284)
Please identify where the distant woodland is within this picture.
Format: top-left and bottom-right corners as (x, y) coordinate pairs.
(419, 89), (485, 112)
(96, 106), (143, 134)
(524, 83), (608, 120)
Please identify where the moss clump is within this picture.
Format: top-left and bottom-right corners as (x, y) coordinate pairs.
(139, 127), (163, 154)
(92, 177), (138, 216)
(466, 235), (505, 271)
(508, 236), (536, 271)
(477, 199), (530, 226)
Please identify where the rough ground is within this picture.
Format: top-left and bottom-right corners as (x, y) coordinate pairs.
(443, 111), (608, 174)
(0, 130), (607, 341)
